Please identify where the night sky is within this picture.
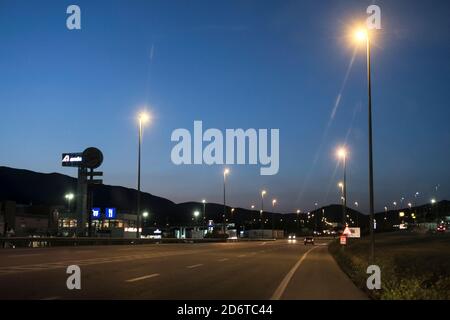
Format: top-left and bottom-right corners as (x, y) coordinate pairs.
(1, 0), (449, 213)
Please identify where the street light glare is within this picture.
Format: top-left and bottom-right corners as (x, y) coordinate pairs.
(336, 147), (347, 160)
(354, 28), (368, 42)
(261, 190), (266, 196)
(194, 210), (200, 217)
(142, 211), (149, 218)
(223, 168), (230, 175)
(138, 111), (150, 124)
(65, 193), (74, 200)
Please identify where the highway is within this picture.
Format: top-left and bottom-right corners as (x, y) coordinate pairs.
(0, 240), (367, 300)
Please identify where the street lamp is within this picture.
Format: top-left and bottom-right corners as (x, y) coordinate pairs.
(194, 210), (200, 227)
(142, 211), (149, 218)
(223, 168), (230, 233)
(261, 190), (266, 230)
(353, 26), (375, 263)
(272, 199), (277, 234)
(65, 193), (74, 213)
(202, 199), (206, 227)
(336, 147), (348, 227)
(136, 111), (150, 239)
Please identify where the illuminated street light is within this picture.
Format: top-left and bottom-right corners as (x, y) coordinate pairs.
(64, 193), (74, 212)
(202, 199), (206, 227)
(251, 205), (255, 209)
(336, 147), (348, 226)
(271, 199), (277, 234)
(353, 26), (376, 263)
(260, 190), (267, 231)
(136, 111), (151, 239)
(142, 211), (149, 218)
(223, 168), (230, 233)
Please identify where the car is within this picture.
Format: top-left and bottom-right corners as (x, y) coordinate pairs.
(304, 236), (314, 245)
(288, 234), (296, 240)
(437, 225), (446, 233)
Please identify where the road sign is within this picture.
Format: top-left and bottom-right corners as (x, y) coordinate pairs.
(340, 235), (347, 245)
(91, 208), (101, 219)
(105, 208), (117, 219)
(343, 226), (352, 236)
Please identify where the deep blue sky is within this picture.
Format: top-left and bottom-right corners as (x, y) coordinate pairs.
(1, 0), (449, 213)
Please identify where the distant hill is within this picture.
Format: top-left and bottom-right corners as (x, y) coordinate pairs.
(6, 166), (447, 232)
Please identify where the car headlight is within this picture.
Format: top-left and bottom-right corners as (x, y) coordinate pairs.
(293, 235), (296, 239)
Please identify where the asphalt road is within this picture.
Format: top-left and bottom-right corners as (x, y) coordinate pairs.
(0, 240), (367, 300)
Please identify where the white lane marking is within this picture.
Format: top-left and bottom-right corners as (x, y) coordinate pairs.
(7, 253), (43, 258)
(217, 258), (228, 262)
(271, 246), (318, 300)
(126, 273), (160, 283)
(259, 242), (267, 246)
(237, 254), (247, 258)
(186, 264), (203, 269)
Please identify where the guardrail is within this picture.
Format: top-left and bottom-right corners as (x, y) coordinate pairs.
(0, 237), (279, 248)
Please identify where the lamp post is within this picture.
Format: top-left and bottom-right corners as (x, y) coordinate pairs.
(261, 190), (266, 230)
(136, 111), (150, 239)
(202, 199), (206, 228)
(354, 27), (375, 263)
(296, 209), (301, 232)
(336, 147), (348, 226)
(65, 193), (74, 213)
(223, 168), (230, 233)
(271, 199), (277, 236)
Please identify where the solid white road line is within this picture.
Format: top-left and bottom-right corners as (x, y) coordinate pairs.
(217, 258), (229, 262)
(237, 254), (247, 258)
(126, 273), (160, 283)
(186, 264), (203, 269)
(270, 246), (317, 300)
(7, 254), (43, 258)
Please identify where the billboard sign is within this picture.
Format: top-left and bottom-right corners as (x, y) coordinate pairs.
(347, 227), (361, 238)
(105, 208), (117, 219)
(91, 208), (101, 219)
(62, 153), (83, 167)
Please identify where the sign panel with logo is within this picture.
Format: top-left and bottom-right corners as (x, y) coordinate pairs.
(62, 153), (83, 167)
(105, 208), (117, 219)
(91, 208), (101, 219)
(340, 235), (347, 245)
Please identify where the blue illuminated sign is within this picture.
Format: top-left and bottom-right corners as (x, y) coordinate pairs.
(92, 208), (101, 219)
(105, 208), (116, 219)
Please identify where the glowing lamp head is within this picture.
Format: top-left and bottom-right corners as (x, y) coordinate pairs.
(431, 198), (436, 204)
(336, 147), (348, 160)
(65, 193), (74, 200)
(202, 199), (206, 204)
(223, 168), (230, 176)
(193, 210), (200, 217)
(272, 199), (277, 205)
(338, 182), (344, 188)
(142, 212), (149, 218)
(354, 28), (368, 42)
(261, 190), (266, 196)
(138, 112), (150, 124)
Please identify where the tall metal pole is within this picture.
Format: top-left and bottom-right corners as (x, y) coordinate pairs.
(223, 172), (226, 233)
(367, 36), (375, 264)
(260, 194), (264, 231)
(137, 119), (142, 239)
(343, 156), (347, 226)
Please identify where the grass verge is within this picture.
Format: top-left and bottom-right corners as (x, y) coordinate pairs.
(328, 231), (450, 299)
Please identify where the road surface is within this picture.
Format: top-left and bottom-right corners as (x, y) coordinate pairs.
(0, 239), (367, 300)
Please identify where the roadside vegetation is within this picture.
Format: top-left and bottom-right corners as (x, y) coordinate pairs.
(329, 231), (450, 299)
